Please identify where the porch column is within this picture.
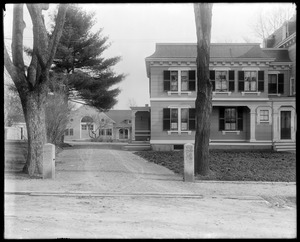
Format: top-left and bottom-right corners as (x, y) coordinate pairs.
(249, 106), (256, 142)
(272, 108), (279, 142)
(131, 110), (137, 141)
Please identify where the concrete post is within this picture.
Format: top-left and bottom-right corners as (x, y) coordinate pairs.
(43, 143), (55, 179)
(184, 143), (194, 182)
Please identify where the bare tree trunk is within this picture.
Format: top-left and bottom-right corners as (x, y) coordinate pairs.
(194, 3), (213, 176)
(21, 84), (48, 176)
(4, 4), (68, 177)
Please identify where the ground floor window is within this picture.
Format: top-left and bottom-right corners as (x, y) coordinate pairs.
(163, 108), (196, 131)
(65, 128), (74, 136)
(119, 129), (129, 139)
(219, 107), (243, 131)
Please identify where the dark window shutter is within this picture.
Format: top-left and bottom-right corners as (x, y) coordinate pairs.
(219, 107), (225, 131)
(258, 71), (264, 80)
(258, 71), (264, 92)
(278, 73), (284, 94)
(163, 70), (170, 80)
(237, 107), (243, 131)
(238, 81), (244, 91)
(188, 81), (196, 91)
(228, 81), (235, 91)
(211, 81), (215, 91)
(189, 108), (196, 130)
(188, 70), (196, 91)
(258, 81), (264, 92)
(188, 70), (196, 80)
(238, 71), (244, 80)
(229, 70), (235, 80)
(238, 71), (244, 91)
(163, 108), (170, 130)
(210, 70), (215, 80)
(163, 71), (171, 91)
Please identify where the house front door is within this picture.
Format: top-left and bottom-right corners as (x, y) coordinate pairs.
(280, 111), (291, 140)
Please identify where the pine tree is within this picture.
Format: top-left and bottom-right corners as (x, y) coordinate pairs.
(50, 4), (125, 111)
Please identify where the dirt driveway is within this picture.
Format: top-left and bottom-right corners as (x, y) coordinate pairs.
(4, 146), (296, 238)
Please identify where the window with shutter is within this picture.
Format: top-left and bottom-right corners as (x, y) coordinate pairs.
(219, 107), (243, 131)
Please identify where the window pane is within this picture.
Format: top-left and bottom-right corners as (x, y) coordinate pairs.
(81, 124), (87, 130)
(181, 108), (188, 131)
(170, 71), (178, 91)
(268, 74), (277, 93)
(216, 71), (227, 91)
(171, 109), (178, 130)
(244, 71), (257, 91)
(70, 129), (73, 136)
(224, 108), (237, 130)
(181, 71), (188, 91)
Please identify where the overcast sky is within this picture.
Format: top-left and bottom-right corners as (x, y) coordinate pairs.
(4, 3), (296, 110)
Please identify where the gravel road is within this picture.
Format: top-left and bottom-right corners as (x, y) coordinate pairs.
(4, 147), (296, 238)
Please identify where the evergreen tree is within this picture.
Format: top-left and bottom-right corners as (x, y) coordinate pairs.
(51, 4), (125, 111)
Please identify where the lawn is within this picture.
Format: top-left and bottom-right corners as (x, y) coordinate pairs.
(134, 150), (296, 182)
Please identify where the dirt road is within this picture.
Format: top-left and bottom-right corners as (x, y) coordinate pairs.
(4, 147), (296, 238)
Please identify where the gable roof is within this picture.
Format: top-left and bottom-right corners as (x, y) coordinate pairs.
(70, 106), (132, 126)
(105, 110), (132, 127)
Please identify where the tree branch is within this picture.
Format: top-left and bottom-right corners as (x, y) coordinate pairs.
(11, 4), (26, 71)
(26, 4), (49, 69)
(47, 4), (68, 68)
(4, 41), (28, 91)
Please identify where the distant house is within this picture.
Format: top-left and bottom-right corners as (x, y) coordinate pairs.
(64, 105), (133, 142)
(4, 114), (27, 141)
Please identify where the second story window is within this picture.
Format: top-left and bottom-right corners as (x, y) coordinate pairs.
(170, 71), (178, 91)
(238, 70), (264, 92)
(163, 70), (196, 92)
(210, 70), (235, 92)
(268, 73), (284, 94)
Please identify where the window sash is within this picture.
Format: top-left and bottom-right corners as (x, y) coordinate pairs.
(181, 71), (189, 91)
(244, 71), (257, 91)
(219, 107), (243, 131)
(163, 108), (196, 131)
(260, 110), (269, 121)
(170, 71), (179, 91)
(164, 70), (196, 92)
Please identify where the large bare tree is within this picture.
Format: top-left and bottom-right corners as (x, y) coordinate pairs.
(4, 4), (68, 177)
(252, 3), (295, 41)
(193, 3), (213, 176)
